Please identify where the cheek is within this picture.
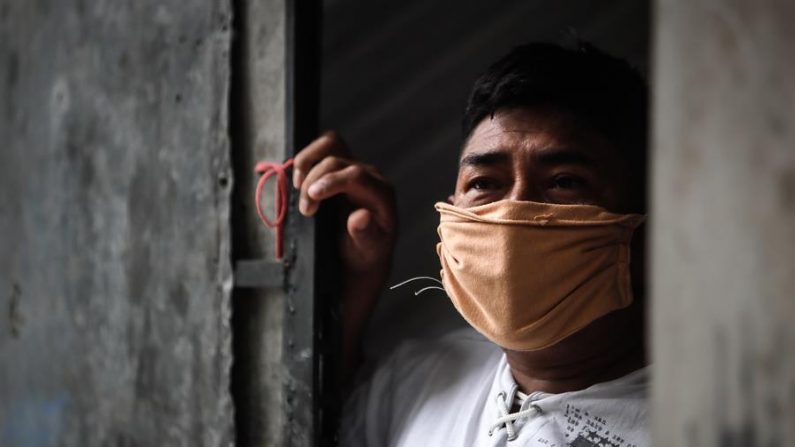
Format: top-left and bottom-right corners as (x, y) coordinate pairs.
(452, 190), (475, 208)
(452, 175), (484, 207)
(455, 189), (513, 208)
(452, 178), (467, 206)
(454, 197), (477, 208)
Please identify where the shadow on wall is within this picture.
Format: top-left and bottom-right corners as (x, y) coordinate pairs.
(321, 0), (650, 357)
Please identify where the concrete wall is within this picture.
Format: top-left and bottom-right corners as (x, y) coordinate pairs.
(651, 0), (795, 445)
(0, 1), (234, 445)
(230, 0), (286, 445)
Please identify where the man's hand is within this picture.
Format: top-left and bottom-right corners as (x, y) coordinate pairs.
(293, 131), (397, 379)
(293, 131), (397, 276)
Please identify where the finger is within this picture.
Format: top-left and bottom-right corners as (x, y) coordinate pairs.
(292, 130), (349, 189)
(347, 207), (372, 233)
(347, 208), (380, 251)
(304, 165), (396, 232)
(299, 155), (351, 216)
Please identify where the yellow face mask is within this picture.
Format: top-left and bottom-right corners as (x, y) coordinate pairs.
(435, 199), (645, 351)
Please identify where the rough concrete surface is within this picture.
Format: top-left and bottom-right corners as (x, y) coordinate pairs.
(651, 0), (795, 445)
(0, 1), (234, 446)
(230, 0), (287, 445)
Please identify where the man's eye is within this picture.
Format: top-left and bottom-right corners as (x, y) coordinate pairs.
(552, 175), (586, 190)
(469, 178), (499, 191)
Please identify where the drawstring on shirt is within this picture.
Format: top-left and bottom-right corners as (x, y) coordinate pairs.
(389, 276), (446, 295)
(488, 391), (542, 441)
(254, 158), (294, 260)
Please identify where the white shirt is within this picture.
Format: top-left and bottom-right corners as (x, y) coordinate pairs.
(341, 328), (648, 447)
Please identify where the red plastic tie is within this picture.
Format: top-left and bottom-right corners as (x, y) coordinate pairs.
(254, 158), (294, 260)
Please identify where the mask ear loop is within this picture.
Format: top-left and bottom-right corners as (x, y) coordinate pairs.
(389, 276), (446, 296)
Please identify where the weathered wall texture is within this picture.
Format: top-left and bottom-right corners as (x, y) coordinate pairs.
(651, 0), (795, 445)
(0, 1), (234, 446)
(230, 0), (286, 445)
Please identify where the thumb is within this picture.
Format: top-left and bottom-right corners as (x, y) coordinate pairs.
(346, 208), (381, 251)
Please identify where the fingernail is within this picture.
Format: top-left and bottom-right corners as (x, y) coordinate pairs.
(299, 197), (309, 214)
(307, 181), (325, 199)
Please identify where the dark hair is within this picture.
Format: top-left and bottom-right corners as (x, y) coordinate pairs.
(462, 41), (648, 209)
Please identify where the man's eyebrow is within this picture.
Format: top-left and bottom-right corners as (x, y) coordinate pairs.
(536, 148), (596, 167)
(460, 151), (510, 167)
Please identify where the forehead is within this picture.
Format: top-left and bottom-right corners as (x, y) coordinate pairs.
(461, 107), (616, 161)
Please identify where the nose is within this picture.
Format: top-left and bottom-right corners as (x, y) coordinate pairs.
(506, 178), (542, 202)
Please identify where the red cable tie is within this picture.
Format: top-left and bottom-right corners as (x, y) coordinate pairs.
(254, 158), (294, 260)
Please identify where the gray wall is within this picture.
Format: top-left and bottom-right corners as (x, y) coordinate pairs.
(0, 1), (234, 445)
(231, 0), (287, 445)
(321, 0), (650, 357)
(651, 0), (795, 445)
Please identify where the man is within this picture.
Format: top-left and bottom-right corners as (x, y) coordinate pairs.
(293, 41), (648, 446)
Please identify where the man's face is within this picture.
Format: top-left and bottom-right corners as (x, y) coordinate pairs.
(453, 107), (632, 212)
